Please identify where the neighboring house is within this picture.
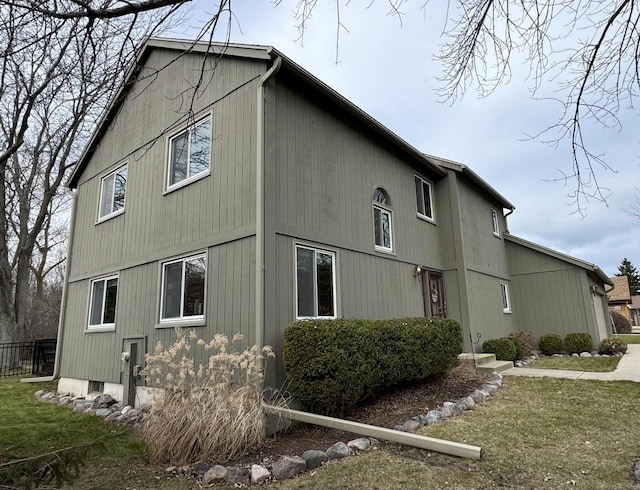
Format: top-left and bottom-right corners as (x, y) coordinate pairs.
(607, 276), (632, 321)
(630, 296), (640, 326)
(55, 38), (613, 406)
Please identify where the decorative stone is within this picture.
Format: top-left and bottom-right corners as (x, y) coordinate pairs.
(326, 442), (351, 460)
(634, 460), (640, 483)
(203, 465), (227, 484)
(403, 419), (421, 432)
(470, 389), (489, 404)
(571, 353), (579, 358)
(72, 404), (89, 413)
(272, 455), (306, 480)
(411, 414), (429, 426)
(105, 411), (121, 422)
(58, 396), (73, 406)
(301, 449), (328, 469)
(94, 394), (117, 407)
(480, 383), (499, 393)
(425, 410), (443, 425)
(440, 405), (454, 419)
(34, 390), (45, 398)
(368, 437), (380, 446)
(347, 437), (371, 451)
(580, 352), (592, 357)
(95, 408), (112, 418)
(226, 466), (250, 485)
(121, 405), (133, 415)
(192, 461), (210, 476)
(488, 372), (503, 383)
(251, 464), (270, 484)
(443, 401), (461, 416)
(553, 354), (564, 357)
(41, 392), (56, 402)
(392, 424), (406, 432)
(164, 466), (177, 473)
(455, 396), (475, 411)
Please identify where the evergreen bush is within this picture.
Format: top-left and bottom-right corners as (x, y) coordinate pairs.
(283, 317), (462, 417)
(599, 337), (628, 355)
(610, 311), (632, 334)
(538, 334), (562, 356)
(482, 337), (516, 361)
(564, 332), (593, 354)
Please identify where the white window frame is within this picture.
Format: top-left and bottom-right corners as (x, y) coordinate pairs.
(491, 207), (501, 237)
(166, 115), (212, 192)
(87, 275), (118, 331)
(500, 281), (511, 313)
(415, 175), (435, 222)
(373, 204), (393, 252)
(98, 164), (127, 222)
(295, 244), (337, 320)
(159, 253), (207, 324)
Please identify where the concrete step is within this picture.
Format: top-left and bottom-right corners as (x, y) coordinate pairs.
(476, 360), (514, 374)
(458, 353), (514, 374)
(458, 353), (497, 365)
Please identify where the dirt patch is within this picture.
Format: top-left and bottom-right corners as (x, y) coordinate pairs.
(230, 365), (487, 466)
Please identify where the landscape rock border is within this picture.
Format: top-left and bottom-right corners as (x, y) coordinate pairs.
(34, 371), (504, 486)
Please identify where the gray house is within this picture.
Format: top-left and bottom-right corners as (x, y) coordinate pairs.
(56, 37), (613, 405)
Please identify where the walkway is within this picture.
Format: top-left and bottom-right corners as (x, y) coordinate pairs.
(501, 344), (640, 382)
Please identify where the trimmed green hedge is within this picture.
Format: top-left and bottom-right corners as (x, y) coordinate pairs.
(538, 334), (562, 356)
(482, 337), (517, 361)
(564, 332), (593, 354)
(283, 317), (462, 417)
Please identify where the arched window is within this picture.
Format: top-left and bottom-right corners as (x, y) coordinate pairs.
(372, 187), (393, 252)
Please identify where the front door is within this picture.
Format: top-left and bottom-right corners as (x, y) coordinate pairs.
(421, 269), (447, 318)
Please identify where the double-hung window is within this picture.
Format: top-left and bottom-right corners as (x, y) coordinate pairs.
(160, 254), (206, 322)
(88, 276), (118, 329)
(98, 165), (127, 221)
(167, 116), (211, 189)
(372, 187), (393, 252)
(415, 175), (434, 221)
(296, 245), (336, 319)
(491, 207), (500, 236)
(500, 281), (511, 313)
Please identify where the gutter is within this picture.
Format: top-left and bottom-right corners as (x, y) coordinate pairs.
(22, 189), (79, 384)
(263, 404), (482, 460)
(255, 54), (282, 350)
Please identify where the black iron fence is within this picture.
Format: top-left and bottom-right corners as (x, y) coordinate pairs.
(0, 338), (57, 378)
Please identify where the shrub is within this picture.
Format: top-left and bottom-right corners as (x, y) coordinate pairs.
(283, 317), (462, 417)
(508, 331), (536, 358)
(538, 334), (562, 356)
(610, 311), (632, 334)
(482, 337), (517, 361)
(141, 329), (274, 464)
(599, 337), (628, 355)
(564, 332), (593, 354)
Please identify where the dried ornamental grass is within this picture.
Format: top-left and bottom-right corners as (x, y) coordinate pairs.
(140, 329), (274, 465)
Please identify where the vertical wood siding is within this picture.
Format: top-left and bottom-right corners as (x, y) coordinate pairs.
(506, 240), (597, 340)
(61, 235), (255, 383)
(69, 50), (262, 281)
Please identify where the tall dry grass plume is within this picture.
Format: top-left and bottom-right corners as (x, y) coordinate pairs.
(141, 329), (274, 464)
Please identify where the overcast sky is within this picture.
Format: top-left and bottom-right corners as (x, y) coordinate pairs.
(175, 1), (640, 277)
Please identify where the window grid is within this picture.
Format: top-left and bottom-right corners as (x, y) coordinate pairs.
(415, 175), (434, 221)
(160, 254), (206, 322)
(88, 275), (118, 329)
(98, 164), (127, 221)
(167, 116), (211, 189)
(491, 207), (500, 236)
(372, 187), (393, 253)
(295, 245), (336, 319)
(500, 281), (511, 313)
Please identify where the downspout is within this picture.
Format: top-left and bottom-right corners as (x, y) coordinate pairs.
(255, 54), (282, 350)
(22, 188), (78, 383)
(504, 207), (515, 233)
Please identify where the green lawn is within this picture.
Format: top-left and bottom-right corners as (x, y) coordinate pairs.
(526, 356), (620, 372)
(3, 376), (640, 489)
(616, 334), (640, 344)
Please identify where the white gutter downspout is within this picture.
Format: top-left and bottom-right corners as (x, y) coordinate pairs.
(255, 54), (282, 350)
(263, 404), (482, 460)
(22, 188), (78, 383)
